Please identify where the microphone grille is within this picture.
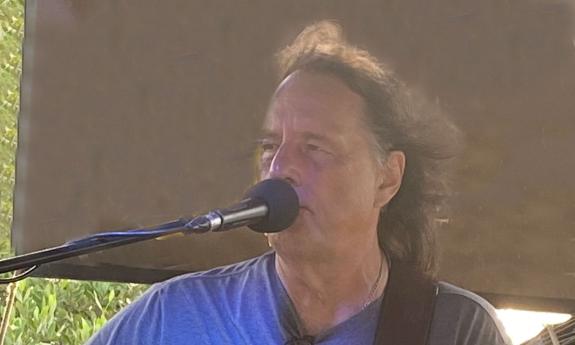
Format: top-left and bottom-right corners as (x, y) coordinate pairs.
(245, 179), (299, 233)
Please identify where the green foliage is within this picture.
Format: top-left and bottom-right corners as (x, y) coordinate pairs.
(0, 1), (148, 344)
(7, 279), (146, 345)
(0, 0), (22, 256)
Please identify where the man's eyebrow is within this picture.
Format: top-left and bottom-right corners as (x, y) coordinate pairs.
(301, 132), (330, 141)
(257, 130), (339, 145)
(301, 132), (339, 147)
(257, 130), (281, 141)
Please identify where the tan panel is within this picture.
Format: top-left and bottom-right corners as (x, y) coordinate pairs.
(13, 0), (575, 311)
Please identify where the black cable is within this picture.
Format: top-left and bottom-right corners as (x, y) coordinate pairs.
(0, 265), (38, 284)
(0, 217), (209, 281)
(64, 218), (199, 245)
(0, 214), (214, 281)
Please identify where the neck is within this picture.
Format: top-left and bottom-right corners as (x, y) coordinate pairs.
(275, 239), (388, 335)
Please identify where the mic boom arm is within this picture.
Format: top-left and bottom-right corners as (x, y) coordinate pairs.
(0, 178), (299, 283)
(0, 217), (208, 280)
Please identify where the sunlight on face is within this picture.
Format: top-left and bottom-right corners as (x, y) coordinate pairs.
(259, 72), (387, 261)
(496, 309), (572, 344)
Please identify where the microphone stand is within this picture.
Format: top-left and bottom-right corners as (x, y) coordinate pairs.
(0, 216), (210, 282)
(0, 179), (298, 283)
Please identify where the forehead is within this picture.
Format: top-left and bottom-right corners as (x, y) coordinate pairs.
(263, 71), (367, 134)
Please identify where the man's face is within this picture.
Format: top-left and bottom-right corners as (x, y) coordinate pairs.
(259, 71), (402, 261)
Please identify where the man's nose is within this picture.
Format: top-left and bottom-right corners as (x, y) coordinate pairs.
(266, 144), (301, 186)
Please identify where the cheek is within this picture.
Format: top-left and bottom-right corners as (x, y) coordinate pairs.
(330, 160), (378, 209)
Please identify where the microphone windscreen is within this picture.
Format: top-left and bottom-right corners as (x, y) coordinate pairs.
(245, 179), (299, 233)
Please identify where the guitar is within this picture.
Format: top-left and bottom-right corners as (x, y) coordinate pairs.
(521, 317), (575, 345)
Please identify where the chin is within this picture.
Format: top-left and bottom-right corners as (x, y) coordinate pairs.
(268, 226), (323, 260)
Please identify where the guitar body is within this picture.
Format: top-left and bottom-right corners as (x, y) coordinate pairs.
(522, 317), (574, 345)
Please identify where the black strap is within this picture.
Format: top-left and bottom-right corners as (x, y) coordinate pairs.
(373, 261), (438, 345)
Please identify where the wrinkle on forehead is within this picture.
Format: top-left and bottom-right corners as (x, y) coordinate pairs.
(264, 71), (366, 135)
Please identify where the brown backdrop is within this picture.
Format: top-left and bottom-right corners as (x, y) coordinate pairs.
(13, 0), (575, 312)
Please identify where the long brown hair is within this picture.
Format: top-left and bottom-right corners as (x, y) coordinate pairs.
(275, 21), (461, 276)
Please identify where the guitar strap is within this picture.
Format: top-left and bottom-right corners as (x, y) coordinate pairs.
(373, 260), (438, 345)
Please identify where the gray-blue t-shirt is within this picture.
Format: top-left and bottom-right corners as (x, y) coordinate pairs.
(86, 252), (511, 345)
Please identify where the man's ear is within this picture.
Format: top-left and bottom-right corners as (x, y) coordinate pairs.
(374, 151), (406, 208)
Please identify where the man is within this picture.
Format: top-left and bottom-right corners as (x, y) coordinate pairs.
(86, 22), (511, 345)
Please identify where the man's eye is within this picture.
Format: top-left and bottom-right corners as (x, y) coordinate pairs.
(305, 143), (331, 154)
(260, 142), (278, 152)
(305, 144), (321, 151)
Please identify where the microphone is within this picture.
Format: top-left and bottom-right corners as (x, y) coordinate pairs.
(186, 179), (299, 233)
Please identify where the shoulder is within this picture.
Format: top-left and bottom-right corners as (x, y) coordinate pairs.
(85, 252), (276, 345)
(154, 250), (275, 292)
(145, 251), (277, 312)
(428, 281), (512, 345)
(435, 282), (503, 327)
